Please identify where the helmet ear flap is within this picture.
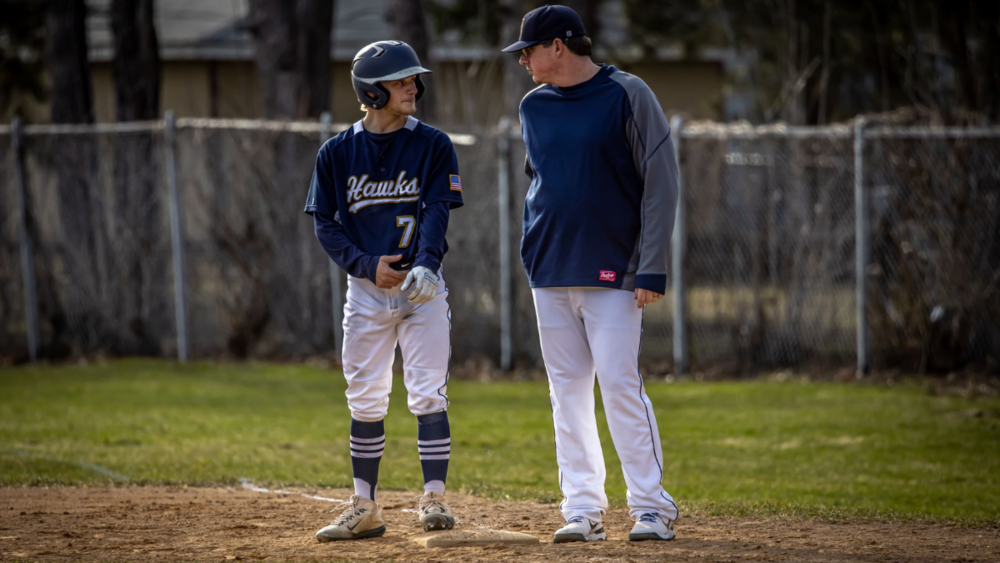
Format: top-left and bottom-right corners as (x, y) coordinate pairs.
(414, 75), (426, 102)
(354, 79), (390, 110)
(374, 83), (391, 109)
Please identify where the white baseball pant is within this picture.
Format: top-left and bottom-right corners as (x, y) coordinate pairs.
(532, 286), (678, 522)
(342, 272), (450, 421)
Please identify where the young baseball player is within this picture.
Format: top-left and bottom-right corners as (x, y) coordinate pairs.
(304, 40), (463, 542)
(502, 5), (680, 543)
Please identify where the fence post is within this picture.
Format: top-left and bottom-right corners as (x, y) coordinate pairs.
(497, 116), (513, 372)
(854, 118), (870, 375)
(12, 118), (39, 361)
(164, 111), (189, 362)
(319, 112), (344, 364)
(670, 116), (687, 375)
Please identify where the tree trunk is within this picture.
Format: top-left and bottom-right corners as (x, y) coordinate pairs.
(46, 0), (93, 124)
(45, 0), (99, 355)
(242, 0), (334, 354)
(297, 0), (335, 118)
(110, 0), (160, 121)
(499, 0), (536, 120)
(110, 0), (163, 354)
(247, 0), (334, 119)
(384, 0), (436, 121)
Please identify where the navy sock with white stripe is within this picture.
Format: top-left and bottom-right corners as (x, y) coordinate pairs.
(417, 411), (450, 495)
(350, 418), (384, 501)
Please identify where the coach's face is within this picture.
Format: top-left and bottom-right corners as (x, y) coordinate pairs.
(519, 41), (557, 84)
(382, 75), (419, 116)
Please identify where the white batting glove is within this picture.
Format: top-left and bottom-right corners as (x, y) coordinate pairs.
(400, 266), (439, 304)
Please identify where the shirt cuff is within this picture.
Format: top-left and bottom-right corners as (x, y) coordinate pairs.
(413, 255), (442, 273)
(635, 274), (667, 294)
(362, 255), (380, 284)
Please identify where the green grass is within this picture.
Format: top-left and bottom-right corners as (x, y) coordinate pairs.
(1, 360), (998, 526)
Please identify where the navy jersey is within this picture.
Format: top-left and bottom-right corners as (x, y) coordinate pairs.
(304, 117), (464, 277)
(519, 65), (678, 294)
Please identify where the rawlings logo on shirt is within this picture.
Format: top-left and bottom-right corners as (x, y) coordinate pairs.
(346, 171), (420, 213)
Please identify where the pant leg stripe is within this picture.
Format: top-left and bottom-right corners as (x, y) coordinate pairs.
(634, 307), (664, 479)
(435, 302), (452, 407)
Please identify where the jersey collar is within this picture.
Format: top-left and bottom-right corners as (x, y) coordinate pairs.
(352, 116), (421, 135)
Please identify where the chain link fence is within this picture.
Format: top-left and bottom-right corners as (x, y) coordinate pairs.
(2, 118), (998, 375)
(675, 125), (857, 373)
(865, 130), (1000, 372)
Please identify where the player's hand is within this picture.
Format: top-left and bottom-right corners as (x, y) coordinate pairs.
(375, 255), (407, 289)
(400, 266), (439, 304)
(635, 288), (663, 308)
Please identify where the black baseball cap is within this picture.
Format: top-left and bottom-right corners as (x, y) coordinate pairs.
(501, 4), (587, 53)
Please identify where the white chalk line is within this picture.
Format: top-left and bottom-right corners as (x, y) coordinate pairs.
(10, 448), (130, 482)
(238, 479), (469, 523)
(238, 478), (348, 503)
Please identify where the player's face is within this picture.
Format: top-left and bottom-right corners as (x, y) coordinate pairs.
(519, 41), (555, 84)
(382, 75), (419, 116)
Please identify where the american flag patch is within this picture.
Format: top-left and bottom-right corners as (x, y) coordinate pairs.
(449, 174), (463, 191)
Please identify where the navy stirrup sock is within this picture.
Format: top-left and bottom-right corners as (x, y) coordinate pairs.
(350, 418), (384, 501)
(417, 411), (450, 494)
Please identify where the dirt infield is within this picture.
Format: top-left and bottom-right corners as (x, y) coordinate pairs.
(1, 486), (997, 562)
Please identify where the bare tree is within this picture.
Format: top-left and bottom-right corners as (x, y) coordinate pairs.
(624, 0), (1000, 124)
(43, 0), (97, 356)
(47, 0), (93, 124)
(498, 0), (536, 120)
(110, 0), (159, 121)
(384, 0), (436, 121)
(297, 0), (335, 118)
(235, 0), (334, 354)
(109, 0), (163, 354)
(246, 0), (335, 119)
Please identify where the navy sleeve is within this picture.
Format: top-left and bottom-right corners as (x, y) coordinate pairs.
(422, 135), (464, 209)
(303, 147), (337, 217)
(313, 211), (379, 283)
(413, 202), (450, 272)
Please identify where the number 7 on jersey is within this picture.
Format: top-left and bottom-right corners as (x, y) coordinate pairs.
(396, 215), (415, 248)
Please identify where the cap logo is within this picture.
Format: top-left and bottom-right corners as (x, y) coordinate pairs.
(520, 18), (525, 35)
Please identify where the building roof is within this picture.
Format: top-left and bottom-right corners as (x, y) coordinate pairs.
(85, 0), (727, 63)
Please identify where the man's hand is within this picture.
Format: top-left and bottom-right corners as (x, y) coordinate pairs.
(375, 255), (407, 288)
(400, 266), (439, 304)
(635, 288), (664, 309)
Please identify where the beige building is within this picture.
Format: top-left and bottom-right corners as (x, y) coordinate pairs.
(29, 0), (727, 127)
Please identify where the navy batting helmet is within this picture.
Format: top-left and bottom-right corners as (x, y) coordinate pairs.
(352, 41), (432, 110)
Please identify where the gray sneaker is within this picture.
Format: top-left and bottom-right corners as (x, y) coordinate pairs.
(553, 516), (606, 543)
(629, 512), (675, 541)
(315, 495), (386, 542)
(418, 492), (455, 531)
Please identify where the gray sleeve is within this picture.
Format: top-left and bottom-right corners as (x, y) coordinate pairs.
(611, 72), (678, 293)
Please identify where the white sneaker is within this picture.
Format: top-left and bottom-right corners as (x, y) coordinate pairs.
(315, 495), (386, 542)
(629, 512), (676, 541)
(418, 492), (455, 531)
(553, 516), (606, 543)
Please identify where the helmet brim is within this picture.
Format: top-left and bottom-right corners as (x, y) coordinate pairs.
(352, 66), (433, 85)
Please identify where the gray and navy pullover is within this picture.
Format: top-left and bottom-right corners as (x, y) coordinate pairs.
(519, 64), (679, 294)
